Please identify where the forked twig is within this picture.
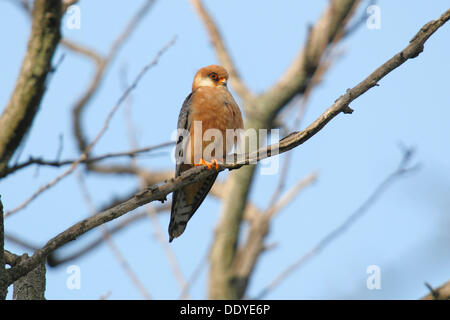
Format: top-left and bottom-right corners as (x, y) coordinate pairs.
(255, 148), (420, 299)
(4, 37), (176, 218)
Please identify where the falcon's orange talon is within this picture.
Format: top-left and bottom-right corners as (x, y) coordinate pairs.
(194, 158), (208, 168)
(213, 159), (219, 170)
(194, 158), (219, 170)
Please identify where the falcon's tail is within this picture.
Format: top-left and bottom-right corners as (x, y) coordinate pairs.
(168, 172), (218, 242)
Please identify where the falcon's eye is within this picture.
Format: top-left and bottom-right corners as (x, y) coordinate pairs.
(209, 73), (219, 81)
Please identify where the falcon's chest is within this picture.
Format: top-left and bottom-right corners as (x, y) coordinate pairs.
(190, 87), (240, 131)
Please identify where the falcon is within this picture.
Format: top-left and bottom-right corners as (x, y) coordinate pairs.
(169, 65), (244, 242)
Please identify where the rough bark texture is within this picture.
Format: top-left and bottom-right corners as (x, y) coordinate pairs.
(0, 0), (61, 175)
(12, 254), (46, 300)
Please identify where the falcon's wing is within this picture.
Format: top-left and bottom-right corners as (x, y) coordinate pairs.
(174, 93), (193, 178)
(169, 93), (219, 242)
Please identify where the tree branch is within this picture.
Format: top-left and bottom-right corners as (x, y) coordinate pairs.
(146, 206), (188, 297)
(255, 147), (420, 299)
(46, 204), (170, 267)
(251, 0), (360, 121)
(4, 37), (176, 218)
(77, 173), (152, 299)
(190, 0), (254, 103)
(4, 7), (449, 288)
(43, 177), (250, 267)
(70, 0), (156, 155)
(208, 0), (361, 300)
(1, 141), (174, 178)
(422, 281), (450, 300)
(231, 172), (317, 298)
(12, 254), (46, 300)
(4, 250), (20, 267)
(0, 0), (62, 176)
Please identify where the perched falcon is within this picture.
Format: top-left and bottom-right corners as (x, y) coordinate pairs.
(169, 65), (244, 242)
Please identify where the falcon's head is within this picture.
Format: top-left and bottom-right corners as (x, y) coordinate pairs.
(192, 65), (229, 91)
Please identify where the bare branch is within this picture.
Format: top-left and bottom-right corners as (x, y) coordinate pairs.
(255, 148), (420, 299)
(9, 0), (32, 13)
(120, 63), (140, 155)
(254, 0), (360, 121)
(70, 0), (156, 154)
(268, 54), (333, 207)
(4, 9), (449, 286)
(4, 233), (39, 252)
(230, 172), (317, 298)
(12, 254), (46, 300)
(343, 0), (378, 38)
(178, 242), (211, 300)
(0, 0), (62, 176)
(265, 172), (318, 219)
(272, 7), (450, 157)
(146, 207), (188, 297)
(77, 173), (152, 300)
(1, 141), (174, 178)
(190, 0), (254, 103)
(61, 39), (103, 63)
(4, 38), (176, 218)
(47, 204), (170, 267)
(208, 0), (362, 300)
(4, 250), (20, 267)
(422, 281), (450, 300)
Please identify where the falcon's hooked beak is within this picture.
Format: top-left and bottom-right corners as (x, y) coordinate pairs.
(219, 77), (227, 87)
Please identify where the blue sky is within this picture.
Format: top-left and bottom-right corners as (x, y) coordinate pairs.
(1, 0), (449, 299)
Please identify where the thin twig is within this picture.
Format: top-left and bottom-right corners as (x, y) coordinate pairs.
(2, 141), (174, 178)
(0, 0), (62, 175)
(265, 172), (318, 219)
(268, 13), (349, 210)
(4, 37), (177, 217)
(77, 172), (152, 300)
(344, 0), (378, 38)
(4, 10), (449, 285)
(46, 204), (170, 267)
(255, 148), (420, 299)
(146, 207), (189, 298)
(120, 63), (140, 157)
(178, 242), (211, 300)
(4, 233), (39, 252)
(120, 62), (189, 297)
(61, 39), (103, 63)
(207, 1), (363, 299)
(267, 59), (331, 208)
(190, 0), (253, 103)
(422, 281), (450, 300)
(70, 0), (157, 154)
(228, 173), (317, 299)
